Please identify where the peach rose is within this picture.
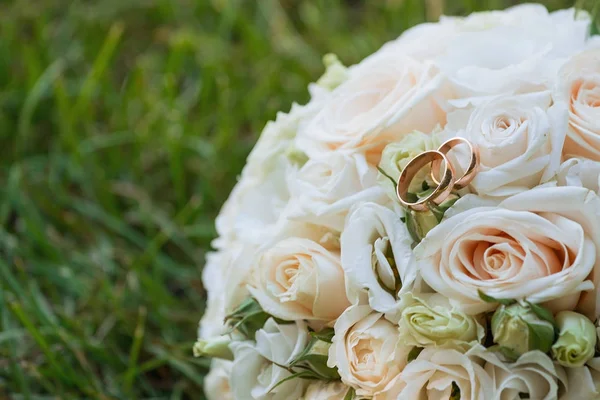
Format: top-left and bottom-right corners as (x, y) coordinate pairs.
(416, 187), (600, 317)
(556, 48), (600, 160)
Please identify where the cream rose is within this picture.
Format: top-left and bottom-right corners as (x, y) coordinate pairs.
(328, 305), (411, 398)
(482, 350), (566, 400)
(416, 186), (600, 317)
(445, 91), (567, 197)
(229, 319), (309, 400)
(286, 152), (386, 231)
(205, 360), (234, 400)
(296, 52), (450, 163)
(301, 381), (350, 400)
(248, 237), (349, 322)
(340, 202), (416, 314)
(556, 48), (600, 160)
(389, 345), (493, 400)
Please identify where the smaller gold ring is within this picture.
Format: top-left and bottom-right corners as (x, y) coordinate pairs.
(430, 137), (479, 190)
(397, 150), (455, 212)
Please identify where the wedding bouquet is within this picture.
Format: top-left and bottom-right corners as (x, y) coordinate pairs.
(195, 4), (600, 399)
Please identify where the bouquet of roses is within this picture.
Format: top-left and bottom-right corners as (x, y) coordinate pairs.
(195, 4), (600, 399)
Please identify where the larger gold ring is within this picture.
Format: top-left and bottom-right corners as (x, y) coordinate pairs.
(430, 137), (479, 190)
(397, 150), (455, 212)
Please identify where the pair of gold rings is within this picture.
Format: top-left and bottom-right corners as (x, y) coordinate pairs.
(396, 137), (479, 212)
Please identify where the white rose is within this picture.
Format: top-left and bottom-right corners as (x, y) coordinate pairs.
(205, 359), (234, 400)
(296, 52), (451, 162)
(365, 5), (573, 64)
(199, 243), (257, 340)
(389, 345), (493, 400)
(445, 91), (567, 197)
(248, 237), (349, 322)
(557, 158), (600, 194)
(214, 171), (291, 250)
(214, 101), (322, 248)
(328, 305), (411, 398)
(301, 381), (350, 400)
(482, 350), (566, 400)
(229, 319), (309, 400)
(286, 152), (386, 231)
(416, 186), (600, 317)
(397, 293), (485, 348)
(560, 357), (600, 399)
(340, 202), (416, 314)
(555, 48), (600, 160)
(436, 7), (589, 95)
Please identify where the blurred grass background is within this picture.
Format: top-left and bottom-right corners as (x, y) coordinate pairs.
(0, 0), (595, 398)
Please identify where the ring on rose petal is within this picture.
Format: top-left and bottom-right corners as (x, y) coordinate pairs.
(397, 150), (455, 212)
(430, 137), (480, 190)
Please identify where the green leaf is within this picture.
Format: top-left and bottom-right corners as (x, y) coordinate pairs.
(407, 346), (423, 363)
(526, 301), (557, 328)
(225, 298), (272, 339)
(299, 354), (340, 380)
(343, 387), (356, 400)
(289, 336), (340, 381)
(269, 370), (320, 393)
(310, 328), (335, 343)
(477, 290), (515, 306)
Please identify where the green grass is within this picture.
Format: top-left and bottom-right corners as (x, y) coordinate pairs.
(0, 0), (594, 398)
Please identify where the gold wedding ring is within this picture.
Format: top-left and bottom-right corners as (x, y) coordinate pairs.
(430, 137), (480, 190)
(396, 150), (455, 212)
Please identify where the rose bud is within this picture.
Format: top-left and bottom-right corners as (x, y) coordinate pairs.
(491, 303), (555, 358)
(552, 311), (596, 367)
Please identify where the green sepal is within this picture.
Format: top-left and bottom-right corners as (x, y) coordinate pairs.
(525, 301), (557, 330)
(405, 210), (423, 245)
(526, 321), (554, 353)
(376, 166), (397, 190)
(478, 290), (515, 306)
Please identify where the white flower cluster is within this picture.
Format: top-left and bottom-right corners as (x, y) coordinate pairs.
(198, 5), (600, 400)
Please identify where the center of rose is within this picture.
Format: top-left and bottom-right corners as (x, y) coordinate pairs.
(275, 256), (310, 302)
(354, 338), (378, 369)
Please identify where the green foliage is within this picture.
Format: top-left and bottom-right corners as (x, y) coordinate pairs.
(0, 0), (589, 398)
